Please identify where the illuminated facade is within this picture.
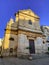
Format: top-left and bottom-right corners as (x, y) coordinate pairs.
(3, 9), (47, 57)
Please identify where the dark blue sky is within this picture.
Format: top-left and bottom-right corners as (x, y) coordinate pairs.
(0, 0), (49, 38)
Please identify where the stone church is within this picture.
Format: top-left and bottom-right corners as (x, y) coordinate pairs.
(3, 9), (47, 57)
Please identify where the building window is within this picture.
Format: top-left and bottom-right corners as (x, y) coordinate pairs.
(47, 29), (49, 32)
(9, 48), (13, 53)
(9, 37), (14, 41)
(47, 36), (49, 42)
(43, 41), (45, 44)
(28, 20), (32, 25)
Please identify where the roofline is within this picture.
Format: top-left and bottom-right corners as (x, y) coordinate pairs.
(15, 10), (40, 19)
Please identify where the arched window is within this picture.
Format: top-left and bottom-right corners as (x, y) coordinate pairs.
(28, 20), (32, 25)
(9, 37), (14, 41)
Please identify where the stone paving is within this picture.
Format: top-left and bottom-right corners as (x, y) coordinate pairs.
(0, 54), (49, 65)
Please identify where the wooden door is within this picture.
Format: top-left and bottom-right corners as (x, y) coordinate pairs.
(29, 40), (35, 54)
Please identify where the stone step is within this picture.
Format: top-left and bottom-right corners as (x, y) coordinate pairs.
(31, 54), (49, 59)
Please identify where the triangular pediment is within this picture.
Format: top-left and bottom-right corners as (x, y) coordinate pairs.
(19, 9), (39, 18)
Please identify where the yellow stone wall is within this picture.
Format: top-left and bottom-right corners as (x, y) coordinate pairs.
(3, 29), (18, 49)
(3, 34), (11, 49)
(15, 9), (39, 23)
(3, 18), (18, 49)
(15, 9), (41, 31)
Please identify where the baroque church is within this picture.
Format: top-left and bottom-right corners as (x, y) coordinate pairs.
(2, 9), (47, 57)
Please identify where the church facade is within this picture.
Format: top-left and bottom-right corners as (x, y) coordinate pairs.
(2, 9), (47, 57)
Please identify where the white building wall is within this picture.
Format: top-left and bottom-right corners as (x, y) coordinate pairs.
(17, 35), (47, 56)
(35, 37), (47, 54)
(41, 26), (49, 52)
(46, 42), (49, 52)
(17, 34), (29, 56)
(35, 37), (43, 54)
(42, 43), (47, 53)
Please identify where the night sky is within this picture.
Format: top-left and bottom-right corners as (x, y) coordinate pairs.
(0, 0), (49, 38)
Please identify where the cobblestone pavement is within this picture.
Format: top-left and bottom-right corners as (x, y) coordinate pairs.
(0, 56), (49, 65)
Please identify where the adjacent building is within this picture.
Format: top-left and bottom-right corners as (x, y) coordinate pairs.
(41, 26), (49, 52)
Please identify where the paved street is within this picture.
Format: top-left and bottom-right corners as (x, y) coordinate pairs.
(0, 56), (49, 65)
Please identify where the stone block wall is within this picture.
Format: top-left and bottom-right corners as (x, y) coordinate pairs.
(17, 34), (29, 56)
